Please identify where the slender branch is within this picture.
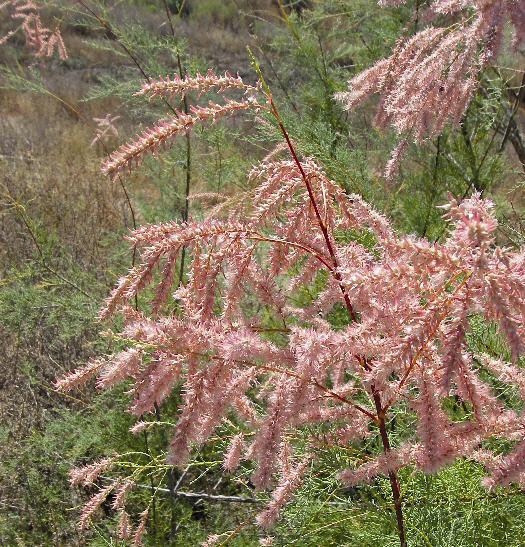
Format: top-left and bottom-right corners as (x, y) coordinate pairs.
(254, 43), (299, 113)
(6, 197), (95, 300)
(373, 393), (406, 547)
(499, 72), (525, 154)
(153, 5), (192, 533)
(76, 1), (147, 80)
(460, 119), (482, 192)
(162, 0), (176, 36)
(421, 135), (441, 238)
(161, 0), (193, 286)
(194, 353), (379, 422)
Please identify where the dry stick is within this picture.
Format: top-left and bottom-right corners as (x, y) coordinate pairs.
(136, 484), (259, 503)
(100, 475), (258, 503)
(162, 0), (176, 36)
(248, 50), (407, 545)
(178, 97), (192, 287)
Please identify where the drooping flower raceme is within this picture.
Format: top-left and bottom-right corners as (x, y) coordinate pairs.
(335, 0), (525, 176)
(57, 70), (525, 538)
(0, 0), (67, 59)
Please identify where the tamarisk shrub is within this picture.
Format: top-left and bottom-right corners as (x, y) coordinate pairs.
(57, 68), (525, 546)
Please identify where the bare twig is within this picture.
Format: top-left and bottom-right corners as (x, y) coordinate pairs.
(100, 476), (259, 503)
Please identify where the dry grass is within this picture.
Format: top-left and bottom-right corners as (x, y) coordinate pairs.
(0, 91), (129, 271)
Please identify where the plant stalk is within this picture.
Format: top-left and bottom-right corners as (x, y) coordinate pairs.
(250, 50), (406, 544)
(373, 392), (406, 547)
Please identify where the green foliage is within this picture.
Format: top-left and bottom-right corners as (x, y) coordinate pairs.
(0, 386), (135, 545)
(265, 458), (525, 547)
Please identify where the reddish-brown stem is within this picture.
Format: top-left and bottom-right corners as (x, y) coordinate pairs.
(373, 391), (407, 547)
(265, 95), (408, 540)
(267, 96), (358, 323)
(266, 93), (406, 546)
(268, 96), (369, 382)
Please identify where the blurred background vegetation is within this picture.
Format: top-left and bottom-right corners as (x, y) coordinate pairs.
(1, 1), (524, 545)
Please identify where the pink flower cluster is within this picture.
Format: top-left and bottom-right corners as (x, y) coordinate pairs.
(59, 153), (525, 527)
(135, 69), (259, 101)
(0, 0), (67, 59)
(336, 0), (524, 174)
(102, 72), (263, 178)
